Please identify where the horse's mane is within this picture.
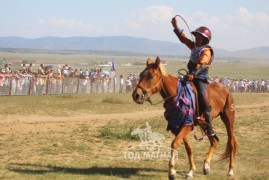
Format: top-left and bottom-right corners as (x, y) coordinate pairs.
(159, 63), (168, 77)
(159, 63), (177, 79)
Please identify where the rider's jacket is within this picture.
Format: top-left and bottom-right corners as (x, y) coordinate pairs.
(188, 45), (214, 79)
(174, 28), (214, 79)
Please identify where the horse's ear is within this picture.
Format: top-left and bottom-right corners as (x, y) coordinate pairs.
(147, 58), (152, 66)
(155, 56), (161, 66)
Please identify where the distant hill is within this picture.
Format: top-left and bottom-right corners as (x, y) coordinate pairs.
(0, 36), (268, 59)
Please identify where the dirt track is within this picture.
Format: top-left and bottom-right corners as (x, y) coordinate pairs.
(0, 110), (164, 135)
(1, 100), (269, 135)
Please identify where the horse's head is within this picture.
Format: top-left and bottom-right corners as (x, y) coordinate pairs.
(132, 57), (164, 104)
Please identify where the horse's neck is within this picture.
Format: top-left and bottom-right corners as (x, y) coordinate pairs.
(160, 75), (178, 107)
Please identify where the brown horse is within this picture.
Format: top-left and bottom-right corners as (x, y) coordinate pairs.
(132, 57), (238, 179)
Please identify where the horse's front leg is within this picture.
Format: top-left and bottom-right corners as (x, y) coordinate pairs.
(203, 136), (218, 175)
(169, 125), (192, 180)
(183, 136), (196, 178)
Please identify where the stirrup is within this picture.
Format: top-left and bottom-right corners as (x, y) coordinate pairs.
(207, 132), (216, 137)
(206, 128), (216, 137)
(207, 131), (219, 142)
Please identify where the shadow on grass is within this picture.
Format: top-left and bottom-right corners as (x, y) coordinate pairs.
(7, 163), (167, 178)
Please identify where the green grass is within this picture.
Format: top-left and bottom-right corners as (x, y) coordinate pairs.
(99, 123), (138, 140)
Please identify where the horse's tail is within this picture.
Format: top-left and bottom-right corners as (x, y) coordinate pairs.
(220, 91), (239, 160)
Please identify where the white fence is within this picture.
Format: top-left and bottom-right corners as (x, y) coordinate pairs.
(0, 76), (116, 96)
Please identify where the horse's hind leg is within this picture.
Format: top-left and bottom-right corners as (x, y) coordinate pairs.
(169, 125), (192, 180)
(203, 135), (219, 175)
(183, 135), (196, 178)
(220, 99), (238, 177)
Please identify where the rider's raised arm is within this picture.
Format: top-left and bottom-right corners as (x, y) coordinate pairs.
(173, 28), (195, 50)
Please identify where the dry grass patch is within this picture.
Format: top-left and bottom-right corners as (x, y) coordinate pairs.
(0, 93), (268, 179)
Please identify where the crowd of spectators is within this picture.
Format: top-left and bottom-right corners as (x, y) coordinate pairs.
(0, 63), (268, 95)
(0, 63), (118, 95)
(119, 73), (139, 93)
(0, 63), (117, 80)
(209, 77), (269, 93)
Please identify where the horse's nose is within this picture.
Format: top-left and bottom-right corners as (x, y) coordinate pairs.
(132, 89), (145, 104)
(132, 89), (139, 101)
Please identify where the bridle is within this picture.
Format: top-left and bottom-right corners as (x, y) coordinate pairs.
(136, 75), (178, 106)
(136, 75), (164, 94)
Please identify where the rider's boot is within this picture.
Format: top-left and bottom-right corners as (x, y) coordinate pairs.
(204, 104), (215, 137)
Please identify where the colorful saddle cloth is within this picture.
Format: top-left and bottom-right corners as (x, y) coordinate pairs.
(164, 79), (196, 134)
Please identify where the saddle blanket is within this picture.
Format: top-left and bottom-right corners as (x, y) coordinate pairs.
(164, 79), (196, 131)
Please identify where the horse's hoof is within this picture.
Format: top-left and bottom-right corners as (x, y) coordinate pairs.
(228, 170), (234, 177)
(168, 171), (177, 180)
(203, 166), (210, 175)
(169, 175), (176, 180)
(186, 170), (193, 179)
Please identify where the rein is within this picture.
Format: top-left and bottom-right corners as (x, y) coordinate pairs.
(148, 69), (189, 106)
(137, 74), (178, 106)
(137, 76), (164, 93)
(146, 76), (179, 106)
(148, 94), (177, 106)
(192, 129), (206, 141)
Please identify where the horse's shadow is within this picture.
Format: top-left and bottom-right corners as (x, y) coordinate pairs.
(7, 163), (168, 178)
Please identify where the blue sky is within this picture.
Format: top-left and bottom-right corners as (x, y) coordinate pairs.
(1, 0), (269, 50)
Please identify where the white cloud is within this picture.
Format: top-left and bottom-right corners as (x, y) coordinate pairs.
(35, 6), (269, 50)
(234, 7), (269, 28)
(124, 5), (269, 50)
(125, 5), (173, 28)
(38, 18), (104, 35)
(122, 5), (176, 42)
(184, 7), (269, 50)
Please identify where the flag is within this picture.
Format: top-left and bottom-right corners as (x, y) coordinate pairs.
(111, 59), (115, 71)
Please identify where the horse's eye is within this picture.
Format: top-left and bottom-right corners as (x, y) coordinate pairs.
(148, 74), (154, 79)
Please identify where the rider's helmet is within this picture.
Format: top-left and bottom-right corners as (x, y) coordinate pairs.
(191, 26), (212, 44)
